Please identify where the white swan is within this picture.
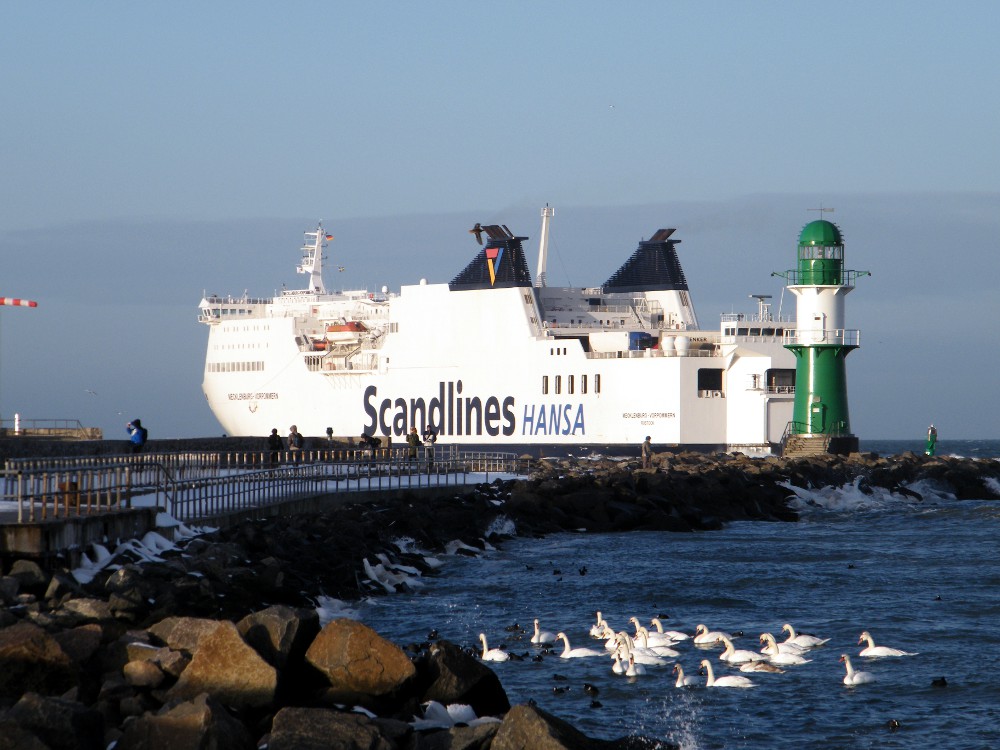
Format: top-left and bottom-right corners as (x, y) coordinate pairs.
(589, 611), (606, 638)
(634, 627), (680, 657)
(611, 651), (626, 675)
(673, 663), (699, 687)
(781, 623), (829, 648)
(858, 630), (917, 657)
(625, 654), (647, 677)
(531, 618), (557, 645)
(759, 632), (808, 655)
(614, 634), (669, 666)
(478, 633), (509, 662)
(651, 618), (690, 641)
(693, 624), (731, 645)
(628, 616), (678, 647)
(717, 635), (767, 665)
(600, 626), (620, 651)
(759, 634), (811, 665)
(841, 653), (876, 685)
(556, 632), (604, 658)
(700, 659), (754, 688)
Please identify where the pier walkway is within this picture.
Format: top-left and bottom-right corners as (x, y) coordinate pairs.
(1, 448), (525, 565)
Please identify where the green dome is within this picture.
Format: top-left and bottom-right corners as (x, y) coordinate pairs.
(798, 220), (843, 247)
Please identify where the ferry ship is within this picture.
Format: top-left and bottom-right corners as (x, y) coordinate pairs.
(198, 209), (800, 454)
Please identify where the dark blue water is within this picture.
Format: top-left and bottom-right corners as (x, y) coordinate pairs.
(340, 440), (1000, 749)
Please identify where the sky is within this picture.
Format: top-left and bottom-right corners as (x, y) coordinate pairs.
(1, 2), (998, 441)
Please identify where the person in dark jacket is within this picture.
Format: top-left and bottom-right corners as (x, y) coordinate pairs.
(267, 428), (283, 465)
(406, 427), (421, 460)
(126, 419), (148, 454)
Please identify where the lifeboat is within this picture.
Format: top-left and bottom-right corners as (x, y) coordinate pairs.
(325, 320), (367, 343)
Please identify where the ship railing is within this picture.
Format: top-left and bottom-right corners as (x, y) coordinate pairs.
(720, 313), (795, 324)
(584, 348), (718, 359)
(781, 329), (860, 347)
(765, 385), (795, 395)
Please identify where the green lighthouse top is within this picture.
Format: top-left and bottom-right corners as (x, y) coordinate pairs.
(796, 219), (843, 284)
(798, 220), (843, 248)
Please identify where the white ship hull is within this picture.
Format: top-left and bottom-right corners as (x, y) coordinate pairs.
(199, 221), (796, 454)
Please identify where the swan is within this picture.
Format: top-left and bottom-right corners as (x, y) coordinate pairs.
(841, 654), (876, 685)
(651, 618), (690, 641)
(634, 627), (680, 657)
(858, 630), (917, 657)
(781, 623), (829, 648)
(759, 632), (807, 655)
(700, 659), (754, 688)
(673, 663), (699, 687)
(693, 624), (731, 645)
(629, 616), (678, 647)
(625, 654), (647, 677)
(611, 651), (626, 675)
(739, 660), (785, 673)
(589, 611), (606, 638)
(478, 633), (510, 662)
(531, 619), (557, 645)
(599, 626), (621, 651)
(717, 635), (767, 665)
(614, 634), (669, 666)
(556, 632), (604, 659)
(759, 634), (811, 665)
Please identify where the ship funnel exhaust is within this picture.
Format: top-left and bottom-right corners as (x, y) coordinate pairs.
(536, 205), (554, 287)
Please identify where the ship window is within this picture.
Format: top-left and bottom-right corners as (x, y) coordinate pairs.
(542, 375), (549, 394)
(697, 368), (723, 391)
(555, 376), (561, 394)
(581, 374), (588, 394)
(595, 374), (601, 394)
(568, 375), (574, 394)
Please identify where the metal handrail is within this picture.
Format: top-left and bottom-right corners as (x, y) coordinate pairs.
(1, 450), (525, 524)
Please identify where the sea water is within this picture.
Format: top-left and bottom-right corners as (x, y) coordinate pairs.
(350, 440), (1000, 749)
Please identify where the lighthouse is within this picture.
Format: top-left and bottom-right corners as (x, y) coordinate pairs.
(774, 218), (869, 455)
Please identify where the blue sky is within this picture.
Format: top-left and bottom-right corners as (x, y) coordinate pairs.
(1, 2), (998, 440)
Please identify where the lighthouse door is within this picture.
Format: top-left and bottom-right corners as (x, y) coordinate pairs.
(810, 399), (827, 434)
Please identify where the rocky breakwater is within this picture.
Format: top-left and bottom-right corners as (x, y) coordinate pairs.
(2, 449), (998, 748)
(0, 595), (664, 750)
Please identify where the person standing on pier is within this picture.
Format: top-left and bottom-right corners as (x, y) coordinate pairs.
(422, 424), (437, 466)
(288, 425), (304, 462)
(406, 426), (421, 460)
(127, 419), (148, 454)
(641, 436), (653, 469)
(267, 428), (283, 465)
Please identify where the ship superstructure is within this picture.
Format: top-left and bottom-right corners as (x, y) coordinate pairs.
(198, 211), (819, 454)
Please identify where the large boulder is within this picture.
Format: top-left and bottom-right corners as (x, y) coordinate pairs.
(305, 619), (416, 704)
(166, 622), (277, 709)
(4, 692), (103, 750)
(416, 640), (510, 718)
(236, 604), (319, 671)
(115, 693), (254, 750)
(267, 707), (398, 750)
(491, 704), (675, 750)
(0, 622), (78, 699)
(147, 616), (223, 654)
